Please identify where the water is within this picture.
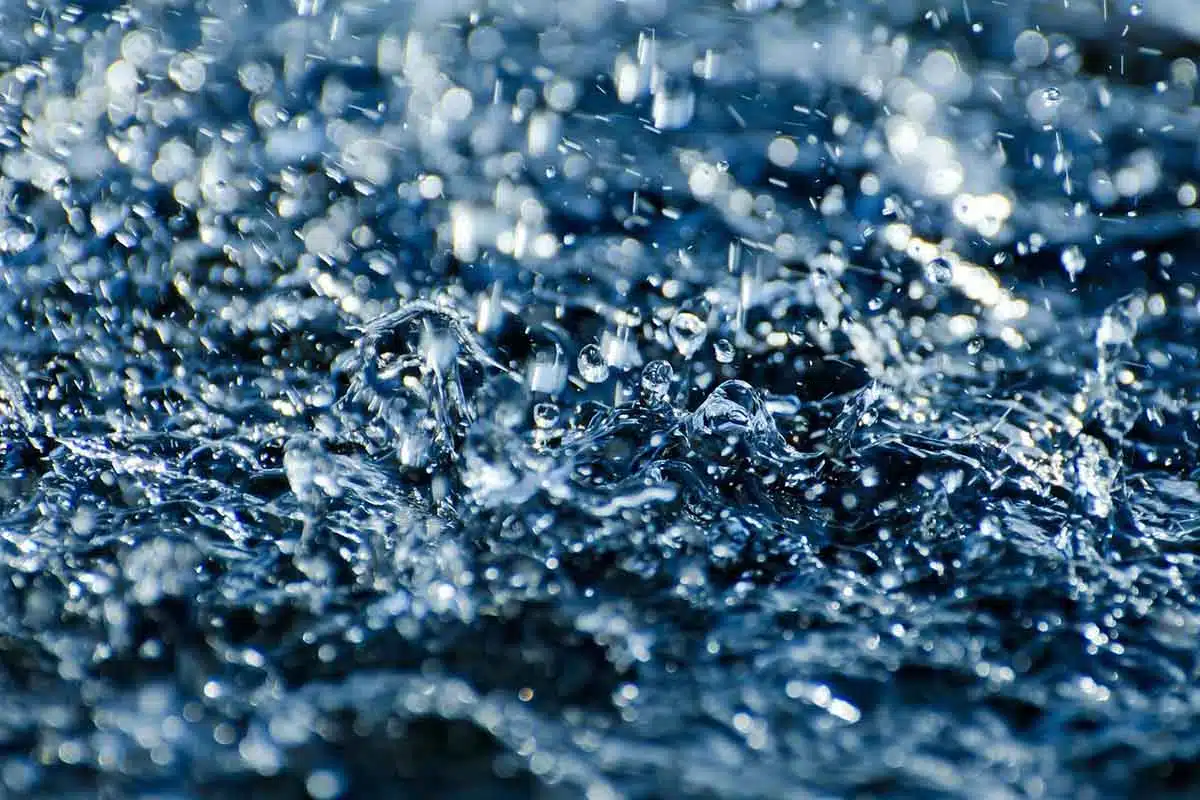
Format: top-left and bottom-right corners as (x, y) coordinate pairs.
(1, 0), (1199, 797)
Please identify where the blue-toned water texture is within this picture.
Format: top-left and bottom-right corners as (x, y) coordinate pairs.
(1, 0), (1200, 797)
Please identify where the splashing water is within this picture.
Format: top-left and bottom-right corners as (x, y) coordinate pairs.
(0, 0), (1199, 798)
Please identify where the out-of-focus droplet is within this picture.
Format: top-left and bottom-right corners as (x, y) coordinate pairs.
(0, 218), (36, 255)
(600, 325), (641, 371)
(1061, 245), (1086, 281)
(651, 79), (695, 131)
(168, 52), (207, 92)
(924, 257), (953, 285)
(528, 350), (567, 395)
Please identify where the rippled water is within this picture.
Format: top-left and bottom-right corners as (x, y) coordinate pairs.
(2, 0), (1200, 797)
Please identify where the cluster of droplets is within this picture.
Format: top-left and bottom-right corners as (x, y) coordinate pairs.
(0, 0), (1198, 798)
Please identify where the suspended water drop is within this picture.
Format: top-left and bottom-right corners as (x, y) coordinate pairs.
(1041, 86), (1062, 105)
(528, 349), (567, 395)
(651, 79), (695, 131)
(713, 338), (736, 364)
(810, 266), (833, 289)
(1061, 245), (1086, 281)
(924, 257), (953, 285)
(669, 300), (709, 358)
(1129, 2), (1143, 16)
(640, 360), (674, 403)
(578, 344), (610, 384)
(533, 402), (560, 429)
(600, 325), (641, 371)
(90, 203), (129, 237)
(0, 218), (37, 255)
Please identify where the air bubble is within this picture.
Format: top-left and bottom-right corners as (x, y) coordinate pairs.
(1041, 87), (1062, 105)
(713, 338), (736, 364)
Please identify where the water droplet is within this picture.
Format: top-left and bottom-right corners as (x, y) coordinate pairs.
(528, 349), (567, 395)
(1129, 2), (1143, 16)
(578, 344), (610, 383)
(600, 326), (641, 371)
(0, 218), (36, 255)
(924, 257), (953, 285)
(1041, 87), (1062, 105)
(640, 360), (674, 403)
(168, 51), (207, 92)
(651, 79), (695, 131)
(1061, 245), (1086, 281)
(967, 338), (984, 355)
(669, 301), (709, 358)
(305, 768), (344, 800)
(687, 380), (777, 444)
(533, 402), (560, 429)
(713, 338), (736, 364)
(90, 203), (129, 237)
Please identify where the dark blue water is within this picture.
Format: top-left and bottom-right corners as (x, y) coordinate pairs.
(2, 0), (1200, 797)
